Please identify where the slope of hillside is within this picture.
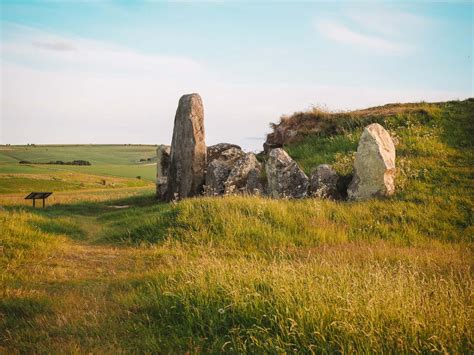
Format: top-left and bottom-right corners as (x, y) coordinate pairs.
(0, 100), (472, 353)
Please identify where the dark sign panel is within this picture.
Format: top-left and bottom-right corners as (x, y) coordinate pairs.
(25, 192), (53, 200)
(25, 192), (53, 207)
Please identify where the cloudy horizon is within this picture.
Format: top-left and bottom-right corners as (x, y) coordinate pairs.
(1, 1), (472, 151)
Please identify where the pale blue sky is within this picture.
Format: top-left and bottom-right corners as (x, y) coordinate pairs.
(1, 1), (472, 150)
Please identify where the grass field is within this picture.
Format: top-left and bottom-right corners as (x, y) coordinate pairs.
(0, 144), (158, 182)
(0, 144), (157, 207)
(0, 100), (473, 353)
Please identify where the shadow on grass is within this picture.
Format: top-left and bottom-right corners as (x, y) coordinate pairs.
(0, 296), (53, 318)
(439, 99), (474, 152)
(5, 192), (160, 217)
(99, 206), (178, 245)
(5, 192), (176, 245)
(29, 218), (88, 241)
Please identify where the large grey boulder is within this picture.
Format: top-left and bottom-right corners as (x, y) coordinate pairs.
(204, 146), (245, 195)
(347, 123), (396, 200)
(266, 148), (309, 199)
(310, 164), (341, 200)
(224, 153), (263, 195)
(207, 143), (242, 163)
(205, 160), (232, 195)
(166, 93), (206, 201)
(156, 145), (171, 200)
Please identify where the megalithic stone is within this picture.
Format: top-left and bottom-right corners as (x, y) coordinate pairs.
(266, 148), (309, 199)
(347, 123), (396, 201)
(166, 93), (206, 201)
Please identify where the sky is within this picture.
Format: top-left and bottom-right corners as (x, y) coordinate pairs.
(1, 1), (472, 151)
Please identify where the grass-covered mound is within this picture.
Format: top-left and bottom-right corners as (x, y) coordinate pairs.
(0, 99), (472, 352)
(105, 99), (473, 247)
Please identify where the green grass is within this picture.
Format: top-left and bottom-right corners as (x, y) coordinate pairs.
(0, 144), (158, 181)
(117, 246), (471, 353)
(0, 100), (473, 353)
(0, 144), (158, 165)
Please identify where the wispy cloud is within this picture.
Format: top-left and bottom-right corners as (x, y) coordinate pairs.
(32, 41), (76, 51)
(316, 20), (410, 55)
(314, 7), (430, 56)
(1, 22), (468, 148)
(346, 8), (432, 37)
(2, 23), (202, 78)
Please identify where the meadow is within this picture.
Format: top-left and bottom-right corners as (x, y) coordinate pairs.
(0, 145), (157, 206)
(0, 100), (472, 353)
(0, 144), (158, 181)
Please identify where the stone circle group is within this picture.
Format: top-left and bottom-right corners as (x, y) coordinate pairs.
(156, 93), (396, 202)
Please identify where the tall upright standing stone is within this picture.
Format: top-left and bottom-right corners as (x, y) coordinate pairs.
(347, 123), (396, 200)
(166, 93), (206, 201)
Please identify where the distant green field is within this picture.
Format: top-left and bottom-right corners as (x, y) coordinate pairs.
(0, 145), (158, 182)
(0, 145), (158, 165)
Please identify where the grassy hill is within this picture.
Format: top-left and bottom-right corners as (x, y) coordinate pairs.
(0, 100), (473, 353)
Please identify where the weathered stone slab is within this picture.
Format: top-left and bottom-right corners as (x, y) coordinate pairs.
(156, 145), (171, 200)
(224, 153), (263, 195)
(204, 147), (245, 195)
(310, 164), (341, 200)
(166, 93), (206, 200)
(266, 148), (309, 199)
(347, 123), (396, 200)
(205, 160), (232, 195)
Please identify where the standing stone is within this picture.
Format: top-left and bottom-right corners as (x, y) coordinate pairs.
(266, 148), (309, 199)
(156, 145), (171, 200)
(166, 94), (206, 201)
(310, 164), (341, 200)
(347, 123), (396, 201)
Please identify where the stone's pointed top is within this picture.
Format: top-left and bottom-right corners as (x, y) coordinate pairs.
(364, 123), (396, 163)
(179, 93), (202, 102)
(365, 123), (395, 143)
(366, 122), (390, 134)
(176, 94), (204, 115)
